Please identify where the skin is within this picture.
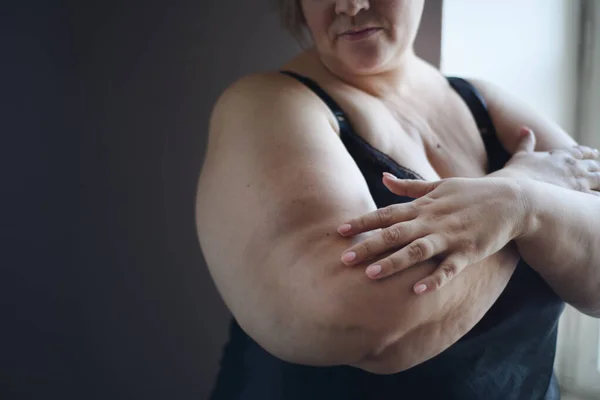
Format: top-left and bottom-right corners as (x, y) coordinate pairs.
(340, 129), (600, 316)
(338, 130), (600, 303)
(195, 0), (599, 376)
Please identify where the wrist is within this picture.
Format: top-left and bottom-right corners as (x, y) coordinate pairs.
(487, 166), (520, 180)
(512, 179), (540, 240)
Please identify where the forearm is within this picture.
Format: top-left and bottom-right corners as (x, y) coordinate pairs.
(343, 245), (518, 373)
(515, 179), (600, 317)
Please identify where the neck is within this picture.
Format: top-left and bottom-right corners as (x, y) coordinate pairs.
(314, 48), (422, 99)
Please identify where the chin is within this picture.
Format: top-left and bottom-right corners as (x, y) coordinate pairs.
(333, 32), (396, 74)
(341, 50), (392, 75)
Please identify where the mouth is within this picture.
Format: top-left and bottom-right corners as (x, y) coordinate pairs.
(339, 27), (382, 41)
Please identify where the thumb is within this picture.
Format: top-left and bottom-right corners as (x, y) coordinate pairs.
(514, 126), (536, 153)
(383, 173), (441, 198)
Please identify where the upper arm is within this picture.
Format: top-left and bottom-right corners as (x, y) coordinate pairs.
(469, 79), (577, 152)
(196, 74), (518, 372)
(197, 73), (381, 365)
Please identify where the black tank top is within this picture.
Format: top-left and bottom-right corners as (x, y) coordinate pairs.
(209, 71), (565, 400)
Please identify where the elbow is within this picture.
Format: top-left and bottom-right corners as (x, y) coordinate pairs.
(576, 303), (600, 319)
(231, 265), (425, 370)
(237, 301), (386, 368)
(265, 315), (381, 368)
(589, 311), (600, 319)
(269, 312), (420, 373)
(351, 320), (460, 375)
(237, 298), (439, 373)
(570, 291), (600, 319)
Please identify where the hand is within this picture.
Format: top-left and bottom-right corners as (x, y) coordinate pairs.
(336, 175), (529, 294)
(502, 127), (600, 194)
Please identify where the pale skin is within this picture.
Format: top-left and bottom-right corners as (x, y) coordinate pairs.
(339, 129), (600, 314)
(195, 0), (600, 375)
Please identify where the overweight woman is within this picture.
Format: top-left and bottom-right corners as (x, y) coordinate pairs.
(196, 1), (600, 399)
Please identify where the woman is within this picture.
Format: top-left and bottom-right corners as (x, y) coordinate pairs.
(196, 1), (600, 399)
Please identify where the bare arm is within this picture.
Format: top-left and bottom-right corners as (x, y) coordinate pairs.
(517, 181), (600, 317)
(472, 79), (600, 318)
(469, 79), (577, 153)
(196, 74), (518, 373)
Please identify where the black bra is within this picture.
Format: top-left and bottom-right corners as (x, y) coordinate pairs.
(279, 70), (511, 175)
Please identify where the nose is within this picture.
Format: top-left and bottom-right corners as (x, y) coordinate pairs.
(335, 0), (370, 17)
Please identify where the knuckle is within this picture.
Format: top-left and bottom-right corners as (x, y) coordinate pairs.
(376, 206), (394, 225)
(571, 148), (584, 159)
(382, 225), (402, 245)
(356, 216), (366, 230)
(358, 241), (373, 257)
(408, 241), (426, 262)
(419, 238), (434, 257)
(458, 215), (471, 232)
(459, 238), (476, 252)
(408, 200), (421, 213)
(357, 214), (371, 230)
(565, 155), (577, 165)
(428, 210), (445, 222)
(385, 257), (399, 272)
(431, 273), (446, 289)
(440, 264), (457, 281)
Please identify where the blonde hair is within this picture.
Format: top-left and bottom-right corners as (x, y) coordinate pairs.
(275, 0), (310, 46)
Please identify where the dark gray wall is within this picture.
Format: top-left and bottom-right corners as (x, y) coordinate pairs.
(2, 1), (441, 399)
(2, 2), (82, 399)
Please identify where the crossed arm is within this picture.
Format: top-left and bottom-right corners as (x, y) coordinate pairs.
(196, 74), (598, 378)
(196, 74), (520, 373)
(337, 80), (600, 317)
(472, 80), (600, 317)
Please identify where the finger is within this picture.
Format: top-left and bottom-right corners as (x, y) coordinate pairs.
(514, 127), (536, 153)
(589, 171), (600, 191)
(569, 147), (585, 159)
(582, 159), (600, 172)
(574, 145), (600, 160)
(382, 173), (441, 198)
(365, 235), (447, 279)
(413, 252), (472, 294)
(337, 203), (418, 237)
(341, 222), (422, 265)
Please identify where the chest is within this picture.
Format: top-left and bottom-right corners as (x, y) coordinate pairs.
(333, 89), (490, 181)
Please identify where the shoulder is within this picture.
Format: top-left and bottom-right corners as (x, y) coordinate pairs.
(198, 70), (350, 213)
(217, 72), (296, 102)
(466, 79), (503, 101)
(212, 72), (330, 119)
(208, 72), (338, 143)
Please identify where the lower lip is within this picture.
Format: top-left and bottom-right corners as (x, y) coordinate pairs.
(340, 28), (381, 41)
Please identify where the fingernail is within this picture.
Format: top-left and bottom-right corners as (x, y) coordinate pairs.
(383, 172), (397, 180)
(341, 252), (356, 263)
(520, 127), (532, 137)
(337, 224), (352, 234)
(366, 264), (382, 277)
(415, 284), (427, 294)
